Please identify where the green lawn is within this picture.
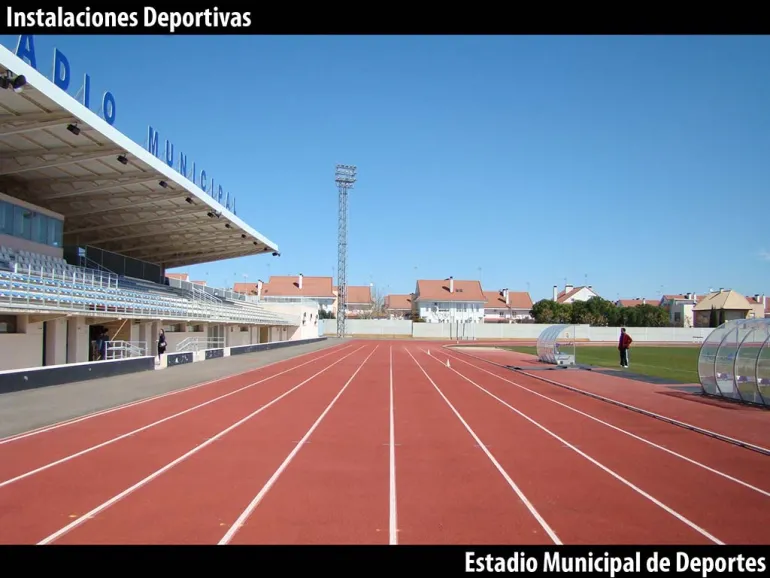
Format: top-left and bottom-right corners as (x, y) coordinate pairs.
(501, 345), (701, 383)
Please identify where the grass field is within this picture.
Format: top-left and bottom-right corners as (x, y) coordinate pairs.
(501, 345), (701, 383)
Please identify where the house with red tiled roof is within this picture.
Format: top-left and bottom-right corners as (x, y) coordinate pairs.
(166, 272), (189, 282)
(233, 274), (336, 314)
(552, 284), (599, 304)
(615, 298), (658, 308)
(333, 285), (373, 318)
(413, 277), (486, 323)
(483, 289), (533, 322)
(384, 294), (413, 319)
(746, 294), (768, 319)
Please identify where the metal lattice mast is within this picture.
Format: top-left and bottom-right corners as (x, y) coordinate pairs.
(335, 164), (357, 338)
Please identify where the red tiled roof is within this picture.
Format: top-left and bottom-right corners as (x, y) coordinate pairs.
(483, 290), (533, 310)
(334, 285), (372, 305)
(384, 294), (413, 310)
(415, 279), (486, 302)
(617, 298), (657, 307)
(234, 276), (335, 298)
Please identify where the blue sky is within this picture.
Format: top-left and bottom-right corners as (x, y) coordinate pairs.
(3, 34), (769, 303)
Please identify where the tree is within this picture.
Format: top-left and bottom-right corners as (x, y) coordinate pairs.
(531, 296), (672, 327)
(718, 308), (726, 326)
(709, 306), (719, 328)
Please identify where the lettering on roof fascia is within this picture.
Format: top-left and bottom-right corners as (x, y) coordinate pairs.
(10, 34), (236, 215)
(146, 125), (235, 214)
(14, 34), (117, 126)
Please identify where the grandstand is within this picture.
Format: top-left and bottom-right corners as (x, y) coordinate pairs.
(0, 41), (315, 375)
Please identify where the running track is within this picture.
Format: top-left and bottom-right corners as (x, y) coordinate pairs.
(0, 340), (769, 545)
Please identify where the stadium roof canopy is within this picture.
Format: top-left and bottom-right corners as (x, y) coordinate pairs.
(0, 45), (278, 270)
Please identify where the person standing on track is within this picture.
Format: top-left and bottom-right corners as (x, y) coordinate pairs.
(618, 327), (632, 368)
(157, 328), (167, 364)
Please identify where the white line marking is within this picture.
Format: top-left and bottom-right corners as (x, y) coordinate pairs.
(37, 345), (366, 545)
(0, 342), (352, 445)
(0, 345), (363, 490)
(422, 350), (723, 545)
(441, 349), (770, 499)
(404, 347), (561, 545)
(389, 344), (398, 546)
(218, 346), (379, 545)
(448, 345), (770, 456)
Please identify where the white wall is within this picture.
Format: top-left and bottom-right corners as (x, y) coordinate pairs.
(416, 300), (484, 323)
(259, 303), (320, 340)
(319, 319), (412, 337)
(319, 319), (715, 343)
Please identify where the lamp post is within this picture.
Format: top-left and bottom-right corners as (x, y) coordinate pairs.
(335, 164), (357, 338)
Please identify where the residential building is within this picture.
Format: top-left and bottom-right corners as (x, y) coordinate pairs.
(659, 294), (700, 327)
(483, 289), (533, 322)
(384, 294), (413, 319)
(615, 298), (658, 308)
(747, 294), (768, 319)
(234, 274), (336, 314)
(692, 289), (754, 327)
(413, 277), (486, 323)
(553, 284), (599, 304)
(334, 285), (373, 318)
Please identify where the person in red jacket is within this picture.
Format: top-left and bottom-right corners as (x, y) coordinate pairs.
(619, 328), (633, 368)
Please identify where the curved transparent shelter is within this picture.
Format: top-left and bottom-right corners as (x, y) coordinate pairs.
(536, 324), (577, 365)
(698, 318), (770, 407)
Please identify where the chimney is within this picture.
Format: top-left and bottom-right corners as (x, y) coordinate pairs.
(719, 287), (724, 293)
(692, 293), (697, 301)
(449, 276), (454, 293)
(763, 295), (767, 307)
(642, 298), (646, 305)
(257, 279), (263, 298)
(553, 285), (558, 301)
(298, 273), (303, 289)
(505, 289), (509, 305)
(565, 284), (573, 293)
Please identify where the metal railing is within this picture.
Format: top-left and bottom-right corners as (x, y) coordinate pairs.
(0, 268), (299, 326)
(176, 336), (226, 353)
(13, 262), (118, 289)
(105, 340), (148, 360)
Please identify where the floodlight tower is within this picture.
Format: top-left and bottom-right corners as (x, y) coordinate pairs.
(335, 164), (357, 338)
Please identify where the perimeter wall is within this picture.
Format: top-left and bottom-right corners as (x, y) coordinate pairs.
(318, 319), (714, 343)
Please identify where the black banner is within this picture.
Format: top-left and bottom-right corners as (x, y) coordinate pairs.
(0, 4), (758, 34)
(0, 545), (766, 575)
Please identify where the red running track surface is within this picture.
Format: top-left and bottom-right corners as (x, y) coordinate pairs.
(456, 347), (770, 451)
(0, 340), (768, 545)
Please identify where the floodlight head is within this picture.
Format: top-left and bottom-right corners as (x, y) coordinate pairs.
(335, 163), (357, 188)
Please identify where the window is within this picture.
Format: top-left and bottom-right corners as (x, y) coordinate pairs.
(47, 218), (63, 247)
(0, 197), (64, 248)
(0, 202), (10, 235)
(32, 213), (46, 244)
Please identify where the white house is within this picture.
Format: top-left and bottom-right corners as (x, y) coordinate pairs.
(483, 289), (533, 322)
(659, 293), (699, 327)
(553, 284), (599, 304)
(413, 277), (486, 323)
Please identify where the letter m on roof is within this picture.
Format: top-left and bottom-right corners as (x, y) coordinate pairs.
(147, 125), (159, 157)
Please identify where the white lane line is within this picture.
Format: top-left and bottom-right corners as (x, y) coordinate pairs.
(0, 345), (362, 490)
(389, 344), (398, 545)
(422, 350), (723, 545)
(441, 349), (770, 499)
(37, 345), (366, 545)
(218, 345), (379, 545)
(405, 347), (561, 545)
(0, 342), (352, 445)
